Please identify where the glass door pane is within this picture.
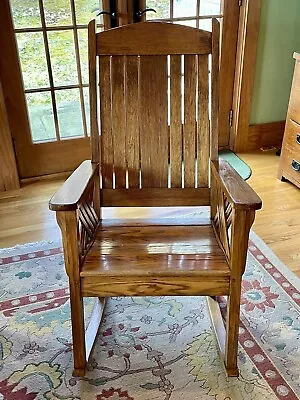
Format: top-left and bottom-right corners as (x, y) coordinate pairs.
(146, 0), (222, 30)
(10, 0), (102, 143)
(17, 32), (49, 89)
(146, 1), (170, 19)
(173, 0), (196, 18)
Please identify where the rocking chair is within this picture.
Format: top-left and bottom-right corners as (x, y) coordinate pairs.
(50, 20), (262, 377)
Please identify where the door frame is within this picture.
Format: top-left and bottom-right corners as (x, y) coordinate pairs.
(218, 0), (240, 148)
(230, 0), (262, 151)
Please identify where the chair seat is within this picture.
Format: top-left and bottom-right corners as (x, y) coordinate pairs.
(81, 218), (230, 297)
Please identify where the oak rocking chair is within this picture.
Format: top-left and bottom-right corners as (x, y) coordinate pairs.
(50, 20), (262, 377)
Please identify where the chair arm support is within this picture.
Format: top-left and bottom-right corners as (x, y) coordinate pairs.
(211, 160), (262, 211)
(49, 160), (98, 211)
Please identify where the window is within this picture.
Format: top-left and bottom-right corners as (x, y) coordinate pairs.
(146, 0), (222, 31)
(10, 0), (102, 142)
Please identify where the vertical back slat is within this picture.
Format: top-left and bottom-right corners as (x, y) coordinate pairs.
(183, 55), (197, 188)
(88, 20), (99, 162)
(211, 18), (220, 161)
(197, 54), (210, 187)
(139, 55), (168, 188)
(111, 56), (126, 188)
(125, 56), (140, 188)
(99, 56), (113, 188)
(170, 55), (182, 188)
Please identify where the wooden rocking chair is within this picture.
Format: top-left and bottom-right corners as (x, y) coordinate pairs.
(49, 20), (262, 377)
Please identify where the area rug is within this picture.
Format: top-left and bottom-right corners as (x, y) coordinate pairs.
(0, 231), (300, 400)
(219, 150), (252, 180)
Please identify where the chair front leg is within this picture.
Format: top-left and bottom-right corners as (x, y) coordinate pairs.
(56, 176), (101, 376)
(225, 209), (255, 376)
(69, 278), (86, 376)
(57, 211), (86, 376)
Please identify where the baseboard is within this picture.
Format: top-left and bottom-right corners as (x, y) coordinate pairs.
(246, 120), (285, 150)
(21, 170), (72, 184)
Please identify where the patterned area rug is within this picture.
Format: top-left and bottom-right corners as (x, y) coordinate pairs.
(0, 232), (300, 400)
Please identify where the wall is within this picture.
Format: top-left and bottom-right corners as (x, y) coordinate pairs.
(0, 80), (19, 191)
(250, 0), (300, 125)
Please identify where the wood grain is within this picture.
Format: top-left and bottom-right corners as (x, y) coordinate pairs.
(14, 139), (90, 178)
(49, 160), (97, 211)
(111, 56), (126, 188)
(139, 55), (168, 188)
(0, 80), (19, 191)
(88, 20), (99, 163)
(211, 18), (220, 161)
(212, 187), (231, 260)
(78, 197), (99, 261)
(218, 0), (240, 147)
(125, 56), (140, 188)
(197, 54), (209, 187)
(82, 277), (230, 297)
(183, 55), (197, 188)
(248, 120), (285, 150)
(101, 188), (210, 207)
(279, 119), (300, 154)
(116, 0), (128, 26)
(278, 119), (300, 186)
(84, 253), (228, 269)
(286, 57), (300, 125)
(211, 160), (262, 211)
(101, 0), (111, 29)
(81, 222), (230, 298)
(170, 55), (182, 188)
(225, 209), (255, 376)
(56, 210), (86, 376)
(96, 22), (212, 55)
(99, 217), (211, 228)
(231, 0), (262, 152)
(99, 56), (113, 188)
(0, 0), (32, 179)
(279, 56), (300, 188)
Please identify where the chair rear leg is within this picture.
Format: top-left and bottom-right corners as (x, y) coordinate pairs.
(225, 278), (242, 377)
(69, 279), (86, 377)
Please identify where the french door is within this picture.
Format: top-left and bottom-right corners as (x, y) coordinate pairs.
(7, 0), (239, 178)
(5, 0), (104, 178)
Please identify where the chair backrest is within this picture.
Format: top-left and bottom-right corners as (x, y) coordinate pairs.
(88, 20), (220, 207)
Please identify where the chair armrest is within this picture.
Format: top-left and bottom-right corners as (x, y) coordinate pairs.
(211, 159), (262, 211)
(49, 160), (98, 211)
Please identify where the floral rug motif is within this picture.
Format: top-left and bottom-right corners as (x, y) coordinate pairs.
(0, 231), (300, 400)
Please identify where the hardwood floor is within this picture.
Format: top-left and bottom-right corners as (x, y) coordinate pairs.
(0, 176), (63, 246)
(0, 150), (299, 277)
(242, 150), (300, 277)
